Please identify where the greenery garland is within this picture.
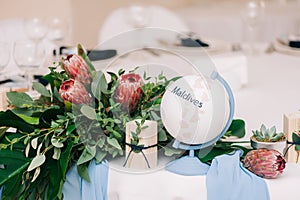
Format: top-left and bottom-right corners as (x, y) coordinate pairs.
(0, 44), (249, 199)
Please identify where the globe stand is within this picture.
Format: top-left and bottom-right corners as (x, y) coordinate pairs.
(165, 71), (235, 176)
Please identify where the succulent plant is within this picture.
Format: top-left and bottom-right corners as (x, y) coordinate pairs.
(243, 148), (286, 179)
(252, 124), (286, 142)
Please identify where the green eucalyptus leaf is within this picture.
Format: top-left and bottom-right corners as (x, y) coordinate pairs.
(107, 71), (118, 84)
(0, 127), (9, 139)
(80, 105), (97, 120)
(150, 111), (160, 121)
(66, 124), (76, 135)
(226, 119), (245, 138)
(32, 82), (51, 97)
(292, 133), (300, 151)
(52, 148), (61, 160)
(95, 150), (107, 164)
(31, 138), (38, 149)
(15, 114), (39, 125)
(92, 71), (109, 98)
(51, 136), (64, 148)
(27, 154), (46, 172)
(11, 107), (33, 117)
(31, 167), (41, 182)
(7, 92), (33, 108)
(118, 69), (125, 76)
(158, 129), (168, 142)
(197, 147), (234, 163)
(107, 137), (122, 150)
(77, 146), (96, 165)
(77, 44), (96, 73)
(38, 108), (64, 128)
(77, 164), (90, 182)
(164, 147), (182, 156)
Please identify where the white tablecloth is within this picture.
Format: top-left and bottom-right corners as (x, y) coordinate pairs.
(105, 49), (300, 199)
(107, 163), (300, 200)
(2, 41), (300, 199)
(235, 52), (300, 135)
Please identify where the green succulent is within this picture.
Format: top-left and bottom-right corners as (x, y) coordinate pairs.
(252, 124), (286, 142)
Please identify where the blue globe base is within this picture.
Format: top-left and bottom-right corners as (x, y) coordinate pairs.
(165, 150), (209, 176)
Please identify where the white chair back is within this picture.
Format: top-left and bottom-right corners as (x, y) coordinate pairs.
(98, 5), (189, 44)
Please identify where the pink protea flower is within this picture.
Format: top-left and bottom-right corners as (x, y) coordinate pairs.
(59, 79), (93, 105)
(243, 148), (286, 179)
(62, 54), (92, 85)
(114, 73), (143, 113)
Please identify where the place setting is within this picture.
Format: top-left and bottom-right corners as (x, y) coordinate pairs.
(272, 34), (300, 56)
(158, 32), (232, 57)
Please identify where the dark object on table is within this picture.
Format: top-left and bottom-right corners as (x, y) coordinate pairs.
(0, 79), (12, 85)
(53, 46), (67, 56)
(181, 38), (209, 47)
(289, 41), (300, 48)
(53, 47), (117, 61)
(87, 49), (117, 61)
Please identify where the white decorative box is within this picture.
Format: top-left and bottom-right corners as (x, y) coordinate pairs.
(283, 112), (300, 163)
(125, 120), (157, 169)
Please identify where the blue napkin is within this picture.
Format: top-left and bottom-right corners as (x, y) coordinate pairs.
(206, 150), (270, 200)
(0, 186), (3, 199)
(63, 160), (109, 200)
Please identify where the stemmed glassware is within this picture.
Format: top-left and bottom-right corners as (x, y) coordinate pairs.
(13, 40), (45, 91)
(0, 42), (10, 73)
(240, 1), (265, 54)
(23, 17), (48, 44)
(47, 17), (70, 61)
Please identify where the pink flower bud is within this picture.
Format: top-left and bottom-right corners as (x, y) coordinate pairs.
(62, 54), (92, 85)
(114, 73), (143, 113)
(243, 148), (286, 179)
(59, 79), (92, 105)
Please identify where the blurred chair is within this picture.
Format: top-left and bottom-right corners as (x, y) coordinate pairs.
(98, 5), (189, 43)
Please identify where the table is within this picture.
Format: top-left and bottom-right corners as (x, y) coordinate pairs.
(104, 49), (300, 199)
(2, 41), (300, 200)
(107, 163), (300, 200)
(176, 1), (300, 44)
(235, 52), (300, 135)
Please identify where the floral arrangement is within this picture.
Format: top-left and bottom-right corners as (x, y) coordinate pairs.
(0, 44), (247, 199)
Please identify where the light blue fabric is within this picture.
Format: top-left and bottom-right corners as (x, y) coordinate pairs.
(206, 150), (270, 200)
(0, 186), (3, 199)
(166, 155), (209, 176)
(63, 160), (109, 200)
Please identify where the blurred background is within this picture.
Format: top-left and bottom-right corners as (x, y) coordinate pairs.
(0, 0), (299, 48)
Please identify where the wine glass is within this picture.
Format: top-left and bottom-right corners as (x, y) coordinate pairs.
(13, 40), (45, 91)
(47, 17), (70, 61)
(240, 1), (265, 54)
(23, 17), (48, 43)
(0, 42), (10, 73)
